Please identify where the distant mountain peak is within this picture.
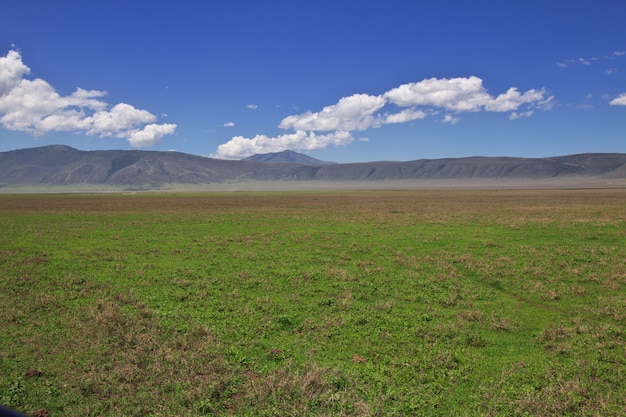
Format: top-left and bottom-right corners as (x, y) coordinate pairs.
(242, 150), (334, 165)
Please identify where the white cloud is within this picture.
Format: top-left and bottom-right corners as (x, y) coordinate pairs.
(610, 93), (626, 106)
(216, 75), (552, 158)
(384, 76), (550, 113)
(487, 87), (551, 112)
(277, 77), (548, 132)
(0, 78), (96, 133)
(127, 123), (177, 147)
(279, 93), (386, 132)
(0, 49), (176, 147)
(0, 50), (29, 94)
(384, 108), (427, 124)
(223, 121), (235, 127)
(247, 104), (258, 109)
(509, 110), (534, 120)
(88, 103), (156, 136)
(442, 114), (459, 124)
(385, 76), (487, 110)
(557, 50), (626, 68)
(215, 130), (354, 159)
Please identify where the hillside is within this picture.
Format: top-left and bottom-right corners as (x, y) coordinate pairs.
(1, 145), (625, 190)
(243, 150), (334, 165)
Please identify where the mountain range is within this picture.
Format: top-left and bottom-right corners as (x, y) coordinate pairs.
(1, 145), (625, 191)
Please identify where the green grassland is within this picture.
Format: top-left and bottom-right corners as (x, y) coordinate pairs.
(1, 190), (625, 416)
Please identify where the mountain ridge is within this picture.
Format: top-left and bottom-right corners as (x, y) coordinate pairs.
(1, 145), (625, 190)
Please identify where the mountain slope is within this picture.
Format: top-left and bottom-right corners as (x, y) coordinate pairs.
(243, 150), (334, 165)
(1, 145), (625, 190)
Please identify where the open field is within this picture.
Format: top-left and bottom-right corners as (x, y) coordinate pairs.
(1, 189), (625, 416)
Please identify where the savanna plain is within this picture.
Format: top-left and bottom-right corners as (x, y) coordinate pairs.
(1, 189), (625, 416)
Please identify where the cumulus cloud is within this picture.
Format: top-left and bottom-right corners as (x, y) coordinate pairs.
(215, 130), (354, 159)
(247, 104), (258, 109)
(384, 76), (550, 113)
(127, 123), (177, 147)
(216, 75), (552, 159)
(279, 93), (386, 131)
(385, 76), (485, 110)
(384, 108), (427, 124)
(223, 121), (235, 127)
(610, 93), (626, 106)
(0, 49), (176, 147)
(0, 50), (30, 94)
(88, 103), (156, 136)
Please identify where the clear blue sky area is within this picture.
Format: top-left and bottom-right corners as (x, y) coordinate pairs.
(1, 0), (625, 162)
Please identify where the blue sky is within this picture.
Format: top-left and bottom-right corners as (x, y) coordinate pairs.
(1, 0), (625, 162)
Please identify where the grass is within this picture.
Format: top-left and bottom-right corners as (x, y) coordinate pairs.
(1, 189), (625, 416)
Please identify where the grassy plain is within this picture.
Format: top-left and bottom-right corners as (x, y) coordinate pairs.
(1, 189), (625, 416)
